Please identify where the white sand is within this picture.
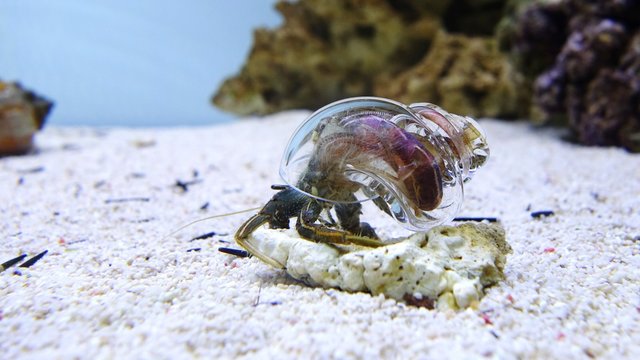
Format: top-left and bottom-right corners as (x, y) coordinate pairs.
(1, 111), (639, 358)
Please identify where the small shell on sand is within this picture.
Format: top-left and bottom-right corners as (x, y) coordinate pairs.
(0, 81), (53, 155)
(244, 222), (511, 310)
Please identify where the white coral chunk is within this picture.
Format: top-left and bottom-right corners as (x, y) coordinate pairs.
(243, 223), (511, 309)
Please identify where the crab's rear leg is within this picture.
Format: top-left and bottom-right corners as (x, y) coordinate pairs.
(296, 201), (384, 248)
(334, 200), (380, 240)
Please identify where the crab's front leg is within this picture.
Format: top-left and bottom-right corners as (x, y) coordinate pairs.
(235, 186), (309, 268)
(296, 200), (384, 248)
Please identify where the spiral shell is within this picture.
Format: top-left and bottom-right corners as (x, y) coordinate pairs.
(280, 97), (489, 230)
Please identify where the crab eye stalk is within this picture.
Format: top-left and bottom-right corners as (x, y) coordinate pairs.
(280, 97), (490, 231)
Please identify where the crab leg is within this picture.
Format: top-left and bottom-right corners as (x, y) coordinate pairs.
(234, 187), (310, 268)
(295, 201), (384, 248)
(235, 213), (287, 269)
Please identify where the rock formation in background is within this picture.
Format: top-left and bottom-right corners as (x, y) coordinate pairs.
(213, 0), (640, 152)
(376, 31), (527, 118)
(213, 0), (527, 119)
(0, 81), (54, 155)
(503, 0), (640, 151)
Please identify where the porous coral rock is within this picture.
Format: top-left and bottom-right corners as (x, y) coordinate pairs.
(506, 0), (640, 151)
(213, 0), (442, 116)
(376, 31), (528, 118)
(213, 0), (529, 119)
(243, 222), (511, 309)
(0, 81), (53, 155)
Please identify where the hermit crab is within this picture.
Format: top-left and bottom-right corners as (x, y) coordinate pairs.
(235, 97), (490, 268)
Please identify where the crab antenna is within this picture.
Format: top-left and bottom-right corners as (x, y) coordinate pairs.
(162, 206), (262, 241)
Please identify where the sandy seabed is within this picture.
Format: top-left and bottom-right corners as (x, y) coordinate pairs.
(1, 111), (639, 359)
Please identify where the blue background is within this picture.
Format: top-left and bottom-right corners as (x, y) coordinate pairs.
(1, 1), (281, 126)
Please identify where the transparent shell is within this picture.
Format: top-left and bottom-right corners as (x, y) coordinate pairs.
(280, 97), (489, 230)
